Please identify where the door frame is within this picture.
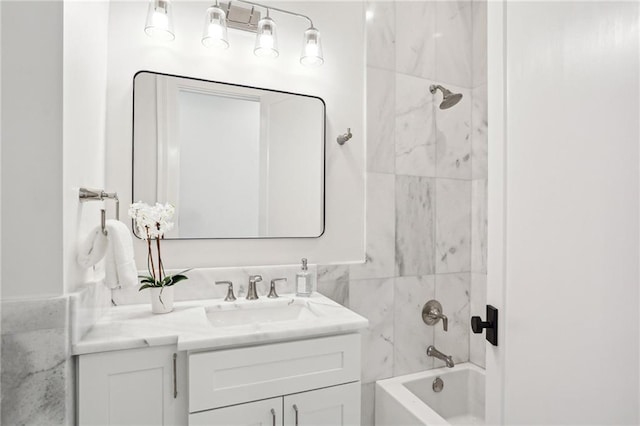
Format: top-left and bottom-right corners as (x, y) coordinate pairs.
(485, 1), (507, 424)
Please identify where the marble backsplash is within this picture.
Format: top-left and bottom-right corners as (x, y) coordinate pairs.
(70, 281), (112, 345)
(111, 264), (318, 306)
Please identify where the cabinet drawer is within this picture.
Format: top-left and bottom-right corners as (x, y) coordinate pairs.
(188, 333), (360, 413)
(189, 397), (281, 426)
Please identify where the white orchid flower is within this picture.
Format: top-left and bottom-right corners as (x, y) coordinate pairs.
(128, 201), (175, 240)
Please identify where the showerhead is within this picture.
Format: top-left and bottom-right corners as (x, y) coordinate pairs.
(429, 84), (463, 110)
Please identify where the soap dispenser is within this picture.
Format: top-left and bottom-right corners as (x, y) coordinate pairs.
(296, 258), (314, 297)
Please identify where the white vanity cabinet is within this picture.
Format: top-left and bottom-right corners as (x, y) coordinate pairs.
(188, 334), (361, 425)
(77, 345), (188, 426)
(77, 334), (362, 426)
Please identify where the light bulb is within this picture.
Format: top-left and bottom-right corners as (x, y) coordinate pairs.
(300, 27), (323, 67)
(254, 16), (279, 58)
(202, 5), (229, 49)
(144, 0), (175, 41)
(259, 34), (274, 49)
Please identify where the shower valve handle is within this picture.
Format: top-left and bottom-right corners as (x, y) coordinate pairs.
(422, 300), (448, 332)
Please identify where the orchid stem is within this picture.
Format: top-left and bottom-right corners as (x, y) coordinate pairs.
(146, 227), (156, 282)
(156, 235), (163, 284)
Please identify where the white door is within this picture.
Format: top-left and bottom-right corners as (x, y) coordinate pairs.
(189, 397), (282, 426)
(283, 382), (360, 426)
(487, 1), (640, 424)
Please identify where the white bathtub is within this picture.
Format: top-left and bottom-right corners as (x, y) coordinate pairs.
(375, 363), (485, 426)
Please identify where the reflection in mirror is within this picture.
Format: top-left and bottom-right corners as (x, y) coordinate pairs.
(133, 71), (325, 239)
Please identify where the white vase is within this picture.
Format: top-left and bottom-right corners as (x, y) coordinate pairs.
(149, 286), (174, 314)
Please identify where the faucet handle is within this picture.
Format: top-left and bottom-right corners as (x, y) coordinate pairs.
(268, 278), (287, 298)
(422, 300), (448, 332)
(215, 281), (236, 302)
(440, 314), (449, 332)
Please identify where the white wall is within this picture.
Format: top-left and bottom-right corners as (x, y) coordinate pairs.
(105, 1), (365, 269)
(0, 0), (2, 303)
(63, 1), (110, 294)
(1, 1), (64, 299)
(0, 1), (110, 298)
(487, 1), (639, 423)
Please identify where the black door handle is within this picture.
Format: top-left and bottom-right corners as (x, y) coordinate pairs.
(471, 305), (498, 346)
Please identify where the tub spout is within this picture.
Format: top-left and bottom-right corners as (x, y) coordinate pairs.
(426, 345), (455, 368)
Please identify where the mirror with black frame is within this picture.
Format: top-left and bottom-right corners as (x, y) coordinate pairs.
(132, 71), (326, 239)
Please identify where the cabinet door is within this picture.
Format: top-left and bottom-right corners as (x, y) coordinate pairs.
(283, 382), (360, 426)
(78, 346), (188, 426)
(189, 397), (282, 426)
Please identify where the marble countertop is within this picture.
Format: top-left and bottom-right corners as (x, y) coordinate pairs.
(73, 293), (368, 355)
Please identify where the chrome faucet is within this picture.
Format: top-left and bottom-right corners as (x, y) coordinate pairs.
(426, 345), (455, 368)
(247, 275), (262, 300)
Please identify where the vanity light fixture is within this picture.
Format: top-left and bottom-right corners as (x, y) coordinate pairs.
(222, 0), (323, 65)
(254, 12), (279, 58)
(145, 0), (323, 66)
(300, 26), (323, 67)
(144, 0), (175, 41)
(202, 3), (229, 49)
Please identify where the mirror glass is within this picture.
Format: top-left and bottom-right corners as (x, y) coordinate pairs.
(133, 71), (325, 239)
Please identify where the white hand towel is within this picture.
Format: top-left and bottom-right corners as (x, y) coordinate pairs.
(104, 220), (139, 289)
(77, 226), (109, 268)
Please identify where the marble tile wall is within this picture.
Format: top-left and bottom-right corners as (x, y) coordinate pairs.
(323, 1), (488, 423)
(1, 280), (127, 425)
(1, 296), (73, 425)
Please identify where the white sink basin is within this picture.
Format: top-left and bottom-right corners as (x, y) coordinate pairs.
(179, 293), (367, 351)
(205, 298), (319, 327)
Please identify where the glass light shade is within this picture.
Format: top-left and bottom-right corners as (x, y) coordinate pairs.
(300, 27), (323, 67)
(144, 0), (175, 41)
(254, 16), (279, 58)
(202, 5), (229, 49)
